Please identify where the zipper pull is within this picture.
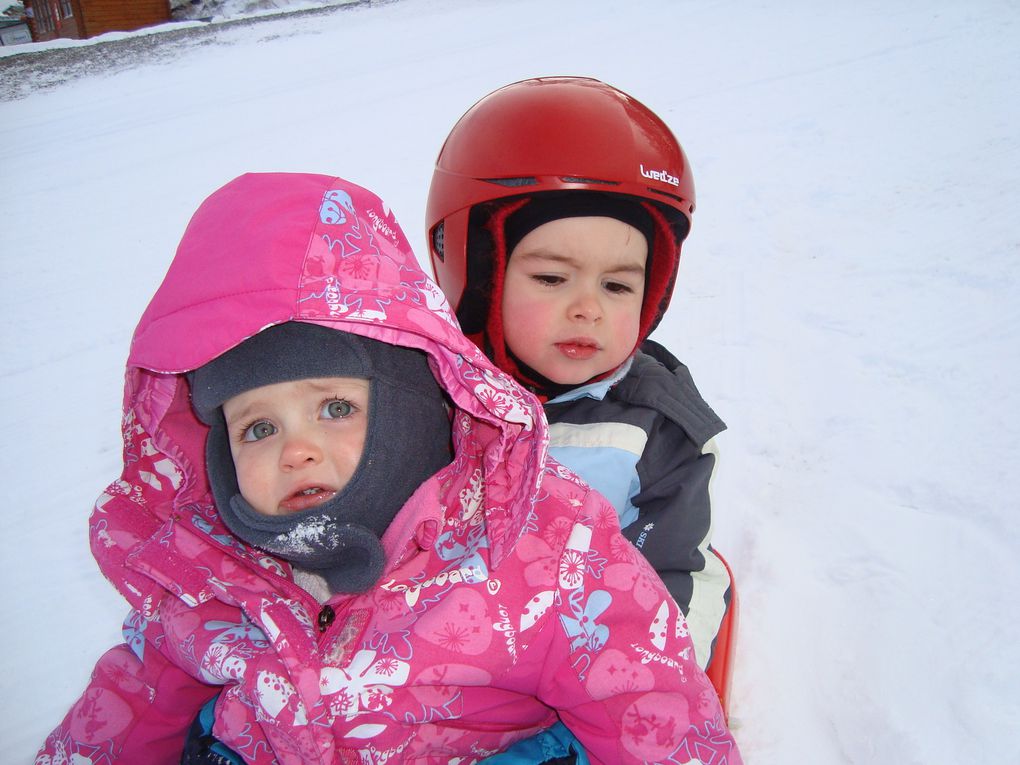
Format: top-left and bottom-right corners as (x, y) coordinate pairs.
(317, 604), (336, 633)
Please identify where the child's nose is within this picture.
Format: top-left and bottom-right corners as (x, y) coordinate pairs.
(568, 289), (603, 323)
(280, 433), (323, 470)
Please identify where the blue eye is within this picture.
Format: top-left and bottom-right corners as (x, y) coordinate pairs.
(322, 399), (354, 419)
(243, 420), (277, 442)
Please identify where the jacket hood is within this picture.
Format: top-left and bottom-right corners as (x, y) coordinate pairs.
(121, 172), (545, 569)
(66, 178), (743, 765)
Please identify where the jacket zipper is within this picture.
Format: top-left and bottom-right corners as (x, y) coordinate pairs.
(317, 604), (336, 633)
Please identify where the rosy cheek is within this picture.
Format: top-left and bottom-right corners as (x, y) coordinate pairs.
(618, 314), (641, 344)
(508, 299), (545, 330)
(234, 455), (274, 511)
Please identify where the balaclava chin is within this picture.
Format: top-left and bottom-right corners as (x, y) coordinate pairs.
(190, 322), (452, 594)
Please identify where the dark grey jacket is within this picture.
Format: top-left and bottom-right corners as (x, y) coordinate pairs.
(544, 340), (731, 667)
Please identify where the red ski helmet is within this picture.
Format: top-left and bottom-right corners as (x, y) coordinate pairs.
(426, 76), (696, 342)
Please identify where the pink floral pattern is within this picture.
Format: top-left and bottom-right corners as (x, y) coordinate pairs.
(38, 174), (741, 765)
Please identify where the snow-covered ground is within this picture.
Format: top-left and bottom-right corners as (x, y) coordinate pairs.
(167, 0), (363, 22)
(2, 1), (1018, 762)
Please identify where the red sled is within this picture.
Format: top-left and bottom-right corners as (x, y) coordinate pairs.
(704, 551), (738, 723)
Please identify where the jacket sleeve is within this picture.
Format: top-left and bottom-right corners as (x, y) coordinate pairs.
(536, 490), (741, 765)
(37, 617), (218, 764)
(620, 423), (732, 668)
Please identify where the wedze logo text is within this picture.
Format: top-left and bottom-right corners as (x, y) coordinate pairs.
(639, 164), (680, 187)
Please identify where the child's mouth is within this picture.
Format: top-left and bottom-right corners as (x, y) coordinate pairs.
(555, 340), (599, 360)
(279, 486), (337, 512)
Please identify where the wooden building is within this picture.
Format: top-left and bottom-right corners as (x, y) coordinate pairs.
(25, 0), (171, 42)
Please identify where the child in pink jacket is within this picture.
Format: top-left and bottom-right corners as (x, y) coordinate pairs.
(38, 172), (742, 765)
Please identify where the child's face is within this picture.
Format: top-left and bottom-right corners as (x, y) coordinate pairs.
(501, 216), (646, 386)
(222, 377), (370, 516)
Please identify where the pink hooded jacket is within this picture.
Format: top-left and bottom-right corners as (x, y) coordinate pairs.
(37, 173), (742, 765)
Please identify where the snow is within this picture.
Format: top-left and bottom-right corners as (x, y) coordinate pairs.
(2, 0), (1018, 762)
(168, 0), (364, 22)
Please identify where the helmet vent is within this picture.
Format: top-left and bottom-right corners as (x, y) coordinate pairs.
(483, 177), (537, 187)
(646, 186), (686, 206)
(560, 176), (619, 186)
(431, 221), (445, 262)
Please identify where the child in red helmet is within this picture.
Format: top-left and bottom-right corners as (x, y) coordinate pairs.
(427, 77), (733, 692)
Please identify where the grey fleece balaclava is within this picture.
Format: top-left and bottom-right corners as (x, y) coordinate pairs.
(190, 322), (452, 594)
